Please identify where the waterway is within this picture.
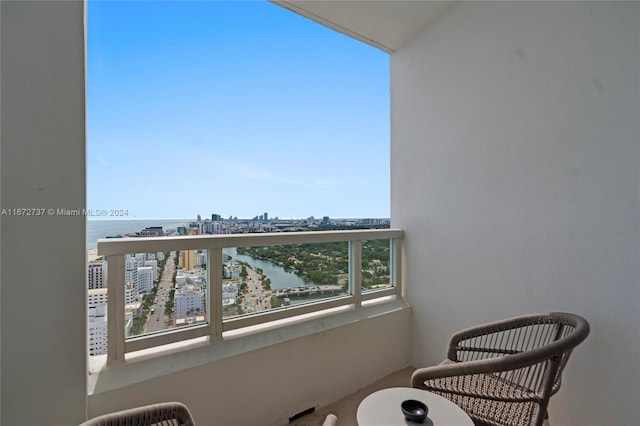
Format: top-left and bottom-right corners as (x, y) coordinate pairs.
(224, 248), (338, 308)
(224, 247), (311, 290)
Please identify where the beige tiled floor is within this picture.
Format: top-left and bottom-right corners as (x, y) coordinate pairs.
(288, 367), (415, 426)
(287, 368), (554, 426)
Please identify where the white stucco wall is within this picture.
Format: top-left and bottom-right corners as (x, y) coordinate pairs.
(88, 307), (410, 425)
(1, 3), (411, 424)
(392, 2), (639, 425)
(1, 1), (87, 424)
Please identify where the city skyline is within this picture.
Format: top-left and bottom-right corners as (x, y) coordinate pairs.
(85, 215), (390, 250)
(85, 213), (391, 221)
(87, 1), (390, 220)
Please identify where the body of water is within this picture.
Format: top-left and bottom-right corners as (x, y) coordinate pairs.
(224, 247), (309, 290)
(87, 219), (191, 249)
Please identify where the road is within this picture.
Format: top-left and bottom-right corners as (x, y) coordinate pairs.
(144, 251), (177, 333)
(242, 266), (272, 314)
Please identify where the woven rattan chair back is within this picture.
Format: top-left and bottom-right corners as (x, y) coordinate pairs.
(79, 401), (195, 426)
(411, 312), (590, 426)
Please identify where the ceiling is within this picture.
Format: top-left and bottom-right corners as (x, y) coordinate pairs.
(271, 1), (454, 53)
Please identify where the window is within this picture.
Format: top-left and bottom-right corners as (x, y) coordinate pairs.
(92, 229), (401, 367)
(87, 1), (389, 220)
(87, 1), (391, 369)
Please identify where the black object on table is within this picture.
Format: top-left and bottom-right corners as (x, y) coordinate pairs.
(401, 399), (428, 423)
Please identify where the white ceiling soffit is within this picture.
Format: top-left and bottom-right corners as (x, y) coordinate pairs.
(271, 1), (454, 53)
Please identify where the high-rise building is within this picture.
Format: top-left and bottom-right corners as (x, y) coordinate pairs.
(88, 261), (107, 289)
(204, 221), (220, 234)
(194, 252), (207, 268)
(134, 253), (146, 267)
(88, 288), (108, 356)
(264, 212), (268, 221)
(180, 250), (195, 270)
(124, 282), (137, 304)
(144, 259), (158, 278)
(137, 266), (153, 293)
(88, 288), (108, 306)
(124, 255), (138, 293)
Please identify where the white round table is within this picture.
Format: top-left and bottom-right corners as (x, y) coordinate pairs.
(357, 387), (473, 426)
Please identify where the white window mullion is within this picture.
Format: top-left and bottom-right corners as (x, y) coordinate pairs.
(349, 240), (362, 308)
(209, 247), (223, 339)
(391, 237), (403, 297)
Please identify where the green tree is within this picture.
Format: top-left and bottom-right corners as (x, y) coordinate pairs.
(130, 316), (147, 336)
(263, 278), (272, 290)
(164, 289), (175, 316)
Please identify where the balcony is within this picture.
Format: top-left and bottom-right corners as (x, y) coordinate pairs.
(91, 229), (405, 373)
(86, 230), (411, 424)
(2, 1), (638, 426)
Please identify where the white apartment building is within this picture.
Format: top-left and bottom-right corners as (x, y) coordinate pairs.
(194, 252), (207, 268)
(144, 259), (158, 278)
(224, 262), (241, 280)
(88, 305), (107, 356)
(222, 283), (239, 306)
(136, 266), (153, 293)
(174, 285), (205, 318)
(88, 288), (108, 307)
(175, 270), (207, 290)
(187, 270), (206, 282)
(134, 253), (146, 267)
(124, 282), (137, 305)
(124, 255), (138, 292)
(87, 261), (107, 289)
(203, 221), (221, 234)
(87, 288), (108, 356)
(175, 274), (186, 286)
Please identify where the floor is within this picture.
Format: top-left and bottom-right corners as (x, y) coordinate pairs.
(288, 370), (553, 426)
(288, 367), (415, 426)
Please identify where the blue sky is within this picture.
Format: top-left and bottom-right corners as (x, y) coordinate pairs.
(87, 1), (390, 220)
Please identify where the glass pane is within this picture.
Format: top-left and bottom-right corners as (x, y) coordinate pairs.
(361, 239), (392, 292)
(223, 242), (349, 319)
(125, 250), (208, 339)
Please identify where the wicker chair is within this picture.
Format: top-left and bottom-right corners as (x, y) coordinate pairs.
(79, 402), (195, 426)
(411, 312), (589, 426)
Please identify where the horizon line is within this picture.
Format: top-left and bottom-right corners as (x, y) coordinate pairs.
(86, 217), (391, 221)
